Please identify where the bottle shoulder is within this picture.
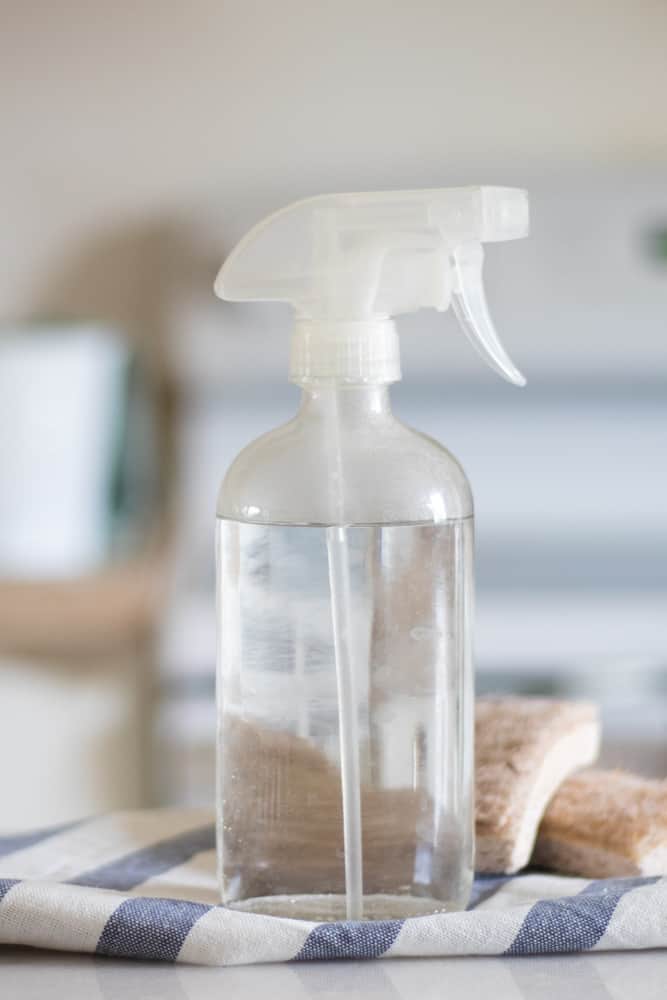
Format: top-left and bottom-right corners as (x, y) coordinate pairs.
(218, 412), (473, 525)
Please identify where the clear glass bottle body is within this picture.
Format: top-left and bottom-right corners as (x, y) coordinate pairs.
(216, 384), (474, 921)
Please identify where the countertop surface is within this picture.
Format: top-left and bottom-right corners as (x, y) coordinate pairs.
(1, 947), (665, 999)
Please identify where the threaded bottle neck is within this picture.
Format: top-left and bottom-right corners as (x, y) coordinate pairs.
(289, 319), (401, 385)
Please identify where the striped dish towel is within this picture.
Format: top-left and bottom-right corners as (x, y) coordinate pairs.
(0, 809), (664, 966)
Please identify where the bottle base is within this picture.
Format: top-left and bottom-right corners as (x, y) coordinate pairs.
(225, 892), (467, 922)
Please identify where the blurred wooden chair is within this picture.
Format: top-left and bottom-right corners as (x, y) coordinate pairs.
(0, 321), (178, 830)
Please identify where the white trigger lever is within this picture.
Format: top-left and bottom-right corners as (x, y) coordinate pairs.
(451, 242), (526, 386)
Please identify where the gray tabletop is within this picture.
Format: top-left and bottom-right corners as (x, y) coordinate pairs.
(1, 947), (666, 999)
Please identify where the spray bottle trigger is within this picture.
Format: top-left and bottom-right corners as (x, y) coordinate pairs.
(451, 242), (526, 387)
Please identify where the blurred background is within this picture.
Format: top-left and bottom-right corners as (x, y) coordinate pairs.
(0, 0), (665, 827)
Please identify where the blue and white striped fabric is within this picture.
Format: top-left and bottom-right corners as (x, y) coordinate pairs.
(0, 809), (664, 966)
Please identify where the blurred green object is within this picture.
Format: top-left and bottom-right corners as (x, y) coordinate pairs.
(645, 224), (667, 262)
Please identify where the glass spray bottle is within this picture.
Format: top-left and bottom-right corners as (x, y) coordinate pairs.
(214, 187), (529, 921)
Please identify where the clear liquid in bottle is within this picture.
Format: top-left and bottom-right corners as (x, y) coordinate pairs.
(216, 515), (474, 921)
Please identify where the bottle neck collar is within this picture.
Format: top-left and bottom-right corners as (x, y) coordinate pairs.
(298, 383), (392, 422)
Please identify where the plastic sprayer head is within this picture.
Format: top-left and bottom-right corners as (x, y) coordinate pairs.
(215, 186), (529, 385)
